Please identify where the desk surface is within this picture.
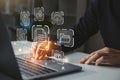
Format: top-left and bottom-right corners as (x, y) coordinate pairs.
(11, 41), (120, 80)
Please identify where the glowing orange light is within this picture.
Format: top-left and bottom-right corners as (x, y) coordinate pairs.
(45, 46), (48, 50)
(45, 44), (50, 51)
(54, 42), (57, 45)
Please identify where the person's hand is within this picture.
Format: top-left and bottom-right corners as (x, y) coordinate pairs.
(80, 47), (120, 66)
(32, 41), (61, 60)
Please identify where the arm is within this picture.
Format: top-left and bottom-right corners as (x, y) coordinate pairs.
(63, 0), (99, 52)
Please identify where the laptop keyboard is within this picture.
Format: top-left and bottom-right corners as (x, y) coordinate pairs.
(17, 58), (56, 77)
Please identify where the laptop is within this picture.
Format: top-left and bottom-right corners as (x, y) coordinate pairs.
(0, 16), (82, 80)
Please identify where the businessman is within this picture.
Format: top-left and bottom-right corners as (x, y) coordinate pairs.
(33, 0), (120, 66)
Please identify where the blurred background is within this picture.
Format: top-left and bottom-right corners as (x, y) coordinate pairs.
(0, 0), (104, 53)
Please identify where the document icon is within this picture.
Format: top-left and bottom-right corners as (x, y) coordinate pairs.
(57, 29), (74, 47)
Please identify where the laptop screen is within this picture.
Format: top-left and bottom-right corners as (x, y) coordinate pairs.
(0, 13), (22, 79)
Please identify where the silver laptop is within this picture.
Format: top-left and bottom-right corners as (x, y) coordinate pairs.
(0, 16), (82, 80)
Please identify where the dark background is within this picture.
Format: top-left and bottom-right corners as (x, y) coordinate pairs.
(0, 0), (104, 53)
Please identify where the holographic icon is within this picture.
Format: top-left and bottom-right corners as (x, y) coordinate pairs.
(34, 7), (44, 21)
(52, 50), (64, 65)
(20, 11), (30, 27)
(59, 33), (71, 44)
(57, 29), (74, 47)
(51, 11), (64, 25)
(31, 25), (50, 42)
(16, 28), (27, 41)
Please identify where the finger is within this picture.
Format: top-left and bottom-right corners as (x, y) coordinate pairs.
(95, 56), (108, 65)
(80, 47), (109, 63)
(80, 52), (96, 64)
(39, 50), (46, 60)
(35, 41), (51, 60)
(39, 41), (49, 51)
(32, 42), (40, 57)
(96, 53), (120, 66)
(45, 41), (52, 51)
(35, 41), (48, 59)
(44, 41), (54, 56)
(103, 47), (120, 54)
(35, 45), (42, 60)
(107, 54), (120, 66)
(85, 52), (108, 64)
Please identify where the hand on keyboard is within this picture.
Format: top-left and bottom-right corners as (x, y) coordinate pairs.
(32, 40), (61, 60)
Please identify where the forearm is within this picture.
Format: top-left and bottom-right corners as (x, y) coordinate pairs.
(62, 0), (99, 52)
